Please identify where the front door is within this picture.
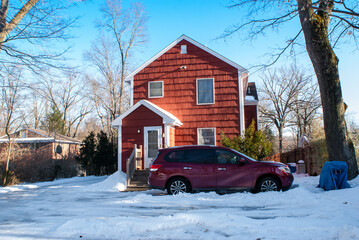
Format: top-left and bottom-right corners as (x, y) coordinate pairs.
(144, 126), (162, 168)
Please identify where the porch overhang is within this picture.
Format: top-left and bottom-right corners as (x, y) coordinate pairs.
(111, 100), (182, 127)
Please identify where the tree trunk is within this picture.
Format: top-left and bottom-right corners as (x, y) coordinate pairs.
(297, 0), (358, 179)
(3, 134), (12, 186)
(278, 127), (283, 153)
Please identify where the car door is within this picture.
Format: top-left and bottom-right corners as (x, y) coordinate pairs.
(215, 149), (254, 189)
(181, 149), (217, 190)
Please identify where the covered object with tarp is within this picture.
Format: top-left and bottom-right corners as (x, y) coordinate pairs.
(319, 161), (350, 191)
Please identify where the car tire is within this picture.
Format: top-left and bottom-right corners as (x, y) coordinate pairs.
(257, 177), (280, 192)
(167, 178), (191, 195)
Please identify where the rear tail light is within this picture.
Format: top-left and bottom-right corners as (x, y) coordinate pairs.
(150, 164), (162, 172)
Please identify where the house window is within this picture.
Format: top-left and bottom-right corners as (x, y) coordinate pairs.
(20, 130), (27, 138)
(148, 81), (163, 98)
(181, 45), (187, 54)
(197, 78), (214, 105)
(197, 128), (216, 145)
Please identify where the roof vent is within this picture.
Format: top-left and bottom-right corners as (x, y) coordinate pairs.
(181, 45), (187, 54)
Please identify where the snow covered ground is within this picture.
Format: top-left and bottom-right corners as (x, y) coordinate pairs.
(0, 172), (358, 240)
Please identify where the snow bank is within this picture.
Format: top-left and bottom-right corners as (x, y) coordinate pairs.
(85, 171), (127, 192)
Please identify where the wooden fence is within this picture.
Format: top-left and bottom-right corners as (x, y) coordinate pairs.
(263, 146), (324, 176)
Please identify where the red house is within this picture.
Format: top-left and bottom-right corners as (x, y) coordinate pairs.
(112, 35), (258, 173)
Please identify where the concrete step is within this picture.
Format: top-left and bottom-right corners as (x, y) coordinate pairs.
(126, 186), (149, 192)
(126, 169), (150, 192)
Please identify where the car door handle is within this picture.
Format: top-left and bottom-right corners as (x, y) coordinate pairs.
(183, 167), (192, 170)
(218, 168), (227, 171)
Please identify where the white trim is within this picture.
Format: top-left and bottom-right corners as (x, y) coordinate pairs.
(118, 126), (122, 172)
(164, 124), (169, 148)
(125, 35), (247, 81)
(148, 81), (164, 98)
(144, 126), (162, 168)
(130, 77), (134, 106)
(197, 128), (216, 146)
(112, 99), (182, 127)
(196, 78), (215, 105)
(238, 72), (246, 136)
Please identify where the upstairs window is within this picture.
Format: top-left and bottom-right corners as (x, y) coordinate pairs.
(148, 81), (163, 98)
(197, 128), (216, 145)
(197, 78), (214, 105)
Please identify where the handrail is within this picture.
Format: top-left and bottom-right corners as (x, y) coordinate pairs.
(126, 144), (137, 186)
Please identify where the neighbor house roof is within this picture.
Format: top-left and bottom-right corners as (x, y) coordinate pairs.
(0, 128), (81, 144)
(125, 34), (248, 81)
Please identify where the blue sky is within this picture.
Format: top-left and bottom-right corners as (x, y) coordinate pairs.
(68, 0), (359, 121)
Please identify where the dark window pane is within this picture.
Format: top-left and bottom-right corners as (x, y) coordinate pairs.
(185, 149), (215, 163)
(216, 150), (240, 164)
(165, 150), (185, 162)
(197, 79), (214, 104)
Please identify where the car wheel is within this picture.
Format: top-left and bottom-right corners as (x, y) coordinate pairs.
(257, 177), (280, 192)
(167, 178), (190, 195)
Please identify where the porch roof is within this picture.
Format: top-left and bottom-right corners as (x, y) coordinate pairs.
(111, 100), (182, 127)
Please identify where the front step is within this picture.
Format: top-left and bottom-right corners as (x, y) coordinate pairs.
(126, 170), (150, 192)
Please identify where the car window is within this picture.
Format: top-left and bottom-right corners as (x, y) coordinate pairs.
(184, 149), (216, 164)
(165, 150), (185, 162)
(216, 150), (240, 164)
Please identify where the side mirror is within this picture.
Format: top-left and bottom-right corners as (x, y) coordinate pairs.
(237, 158), (246, 165)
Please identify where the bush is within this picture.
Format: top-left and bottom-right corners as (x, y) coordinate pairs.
(0, 145), (79, 185)
(1, 170), (20, 187)
(77, 131), (117, 176)
(221, 121), (272, 160)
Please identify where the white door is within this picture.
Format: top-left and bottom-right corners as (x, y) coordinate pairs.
(144, 126), (162, 168)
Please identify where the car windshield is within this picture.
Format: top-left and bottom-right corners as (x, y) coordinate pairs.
(230, 149), (258, 162)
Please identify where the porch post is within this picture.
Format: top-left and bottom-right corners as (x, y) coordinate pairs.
(117, 126), (122, 172)
(164, 124), (169, 148)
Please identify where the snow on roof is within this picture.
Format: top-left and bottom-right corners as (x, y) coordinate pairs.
(0, 128), (81, 144)
(0, 137), (81, 144)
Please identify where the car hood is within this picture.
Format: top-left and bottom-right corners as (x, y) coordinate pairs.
(257, 161), (287, 167)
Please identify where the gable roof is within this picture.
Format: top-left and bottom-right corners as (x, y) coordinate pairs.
(112, 100), (182, 127)
(125, 34), (248, 81)
(0, 128), (81, 144)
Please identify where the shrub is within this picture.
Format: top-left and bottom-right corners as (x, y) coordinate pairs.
(221, 121), (272, 160)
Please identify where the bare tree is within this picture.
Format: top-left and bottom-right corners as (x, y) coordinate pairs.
(24, 92), (46, 129)
(84, 37), (124, 136)
(84, 0), (148, 137)
(290, 80), (322, 144)
(0, 0), (81, 71)
(224, 0), (359, 179)
(259, 66), (311, 153)
(38, 72), (93, 137)
(0, 66), (24, 186)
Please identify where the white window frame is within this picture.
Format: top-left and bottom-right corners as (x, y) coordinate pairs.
(148, 81), (164, 98)
(197, 128), (216, 146)
(196, 78), (215, 105)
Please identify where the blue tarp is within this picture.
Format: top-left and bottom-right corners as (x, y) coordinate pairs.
(319, 161), (350, 191)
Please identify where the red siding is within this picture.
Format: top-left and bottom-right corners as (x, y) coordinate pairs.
(133, 40), (241, 145)
(244, 105), (258, 130)
(122, 105), (163, 171)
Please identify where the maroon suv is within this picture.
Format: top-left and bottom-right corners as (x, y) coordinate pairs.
(148, 145), (293, 194)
